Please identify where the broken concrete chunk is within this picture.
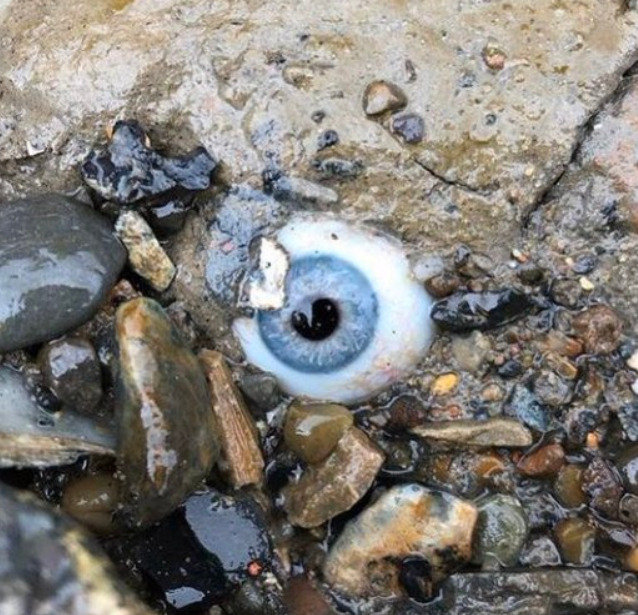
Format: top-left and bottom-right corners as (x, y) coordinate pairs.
(239, 237), (289, 311)
(412, 417), (533, 448)
(115, 210), (177, 292)
(199, 350), (264, 488)
(283, 427), (383, 528)
(323, 484), (478, 597)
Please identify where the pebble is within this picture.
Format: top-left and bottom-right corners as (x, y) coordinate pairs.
(311, 157), (365, 179)
(431, 289), (533, 331)
(391, 113), (425, 143)
(115, 210), (176, 292)
(618, 404), (638, 441)
(38, 336), (103, 415)
(0, 194), (126, 352)
(199, 350), (264, 488)
(505, 384), (550, 432)
(519, 536), (562, 567)
(0, 366), (115, 468)
(263, 170), (339, 206)
(61, 472), (119, 534)
(540, 330), (584, 357)
(362, 80), (408, 116)
(582, 457), (623, 518)
(620, 493), (638, 525)
(282, 427), (383, 528)
(451, 331), (491, 373)
(473, 494), (528, 568)
(323, 484), (477, 597)
(550, 278), (582, 308)
(532, 370), (573, 407)
(554, 464), (587, 508)
(385, 395), (428, 431)
(482, 44), (506, 70)
(144, 196), (193, 237)
(106, 488), (272, 612)
(238, 372), (282, 414)
(114, 297), (220, 529)
(317, 129), (339, 151)
(424, 272), (462, 298)
(82, 119), (217, 204)
(481, 383), (505, 402)
(283, 576), (335, 615)
(517, 443), (565, 477)
(412, 417), (533, 447)
(283, 401), (353, 464)
(431, 372), (460, 396)
(616, 444), (638, 495)
(572, 305), (623, 355)
(554, 517), (596, 565)
(627, 350), (638, 371)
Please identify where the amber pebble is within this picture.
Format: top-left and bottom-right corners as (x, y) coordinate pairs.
(625, 547), (638, 572)
(431, 373), (460, 396)
(554, 517), (596, 565)
(62, 473), (119, 534)
(517, 444), (565, 477)
(284, 402), (353, 464)
(554, 465), (587, 508)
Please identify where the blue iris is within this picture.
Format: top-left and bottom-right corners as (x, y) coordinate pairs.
(257, 256), (378, 373)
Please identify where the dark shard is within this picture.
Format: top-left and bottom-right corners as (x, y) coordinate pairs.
(317, 129), (340, 151)
(391, 113), (425, 144)
(291, 298), (340, 341)
(399, 556), (435, 602)
(105, 489), (272, 613)
(144, 195), (195, 237)
(431, 289), (534, 331)
(498, 359), (523, 379)
(312, 157), (364, 179)
(81, 120), (217, 205)
(572, 255), (597, 275)
(618, 404), (638, 441)
(505, 384), (550, 432)
(582, 457), (623, 519)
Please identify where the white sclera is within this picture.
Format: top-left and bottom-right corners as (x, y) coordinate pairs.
(233, 215), (435, 404)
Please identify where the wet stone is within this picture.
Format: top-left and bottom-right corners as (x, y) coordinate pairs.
(519, 535), (561, 567)
(412, 417), (533, 448)
(238, 372), (282, 414)
(554, 464), (587, 508)
(616, 444), (638, 495)
(424, 272), (462, 298)
(572, 305), (623, 355)
(505, 384), (551, 432)
(323, 484), (477, 597)
(386, 395), (428, 431)
(283, 575), (335, 615)
(106, 488), (272, 613)
(81, 119), (217, 205)
(61, 472), (119, 535)
(144, 196), (194, 237)
(284, 401), (353, 464)
(532, 370), (573, 408)
(517, 443), (565, 478)
(0, 194), (126, 352)
(582, 457), (623, 519)
(620, 493), (638, 525)
(554, 517), (596, 566)
(283, 427), (383, 528)
(550, 278), (583, 308)
(114, 297), (220, 529)
(618, 403), (638, 441)
(38, 336), (102, 415)
(451, 331), (490, 373)
(431, 289), (533, 332)
(0, 484), (155, 615)
(391, 113), (425, 144)
(473, 494), (528, 569)
(363, 80), (407, 116)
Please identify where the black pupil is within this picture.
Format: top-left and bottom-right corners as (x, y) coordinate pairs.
(291, 298), (339, 341)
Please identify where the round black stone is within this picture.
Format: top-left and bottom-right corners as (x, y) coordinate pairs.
(291, 298), (339, 341)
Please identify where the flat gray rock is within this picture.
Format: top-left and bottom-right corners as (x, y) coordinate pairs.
(0, 194), (126, 352)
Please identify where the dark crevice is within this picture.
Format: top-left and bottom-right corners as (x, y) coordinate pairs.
(413, 157), (495, 197)
(521, 57), (638, 233)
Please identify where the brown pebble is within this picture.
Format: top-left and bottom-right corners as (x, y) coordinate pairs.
(482, 44), (506, 70)
(517, 443), (565, 477)
(572, 305), (623, 355)
(582, 457), (623, 518)
(481, 383), (505, 402)
(554, 517), (596, 565)
(284, 576), (335, 615)
(363, 80), (407, 116)
(424, 272), (461, 298)
(540, 331), (583, 358)
(386, 395), (428, 431)
(62, 473), (120, 534)
(554, 465), (587, 508)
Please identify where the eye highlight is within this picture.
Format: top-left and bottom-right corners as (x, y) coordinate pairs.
(232, 216), (434, 404)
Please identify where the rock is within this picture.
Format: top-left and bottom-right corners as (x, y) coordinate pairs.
(105, 488), (272, 613)
(431, 289), (534, 332)
(618, 403), (638, 441)
(572, 306), (623, 355)
(317, 129), (339, 151)
(519, 536), (561, 567)
(554, 517), (596, 566)
(238, 372), (282, 413)
(616, 444), (638, 495)
(451, 331), (490, 373)
(283, 576), (336, 615)
(424, 272), (462, 298)
(38, 336), (103, 415)
(532, 370), (573, 407)
(431, 372), (460, 396)
(473, 494), (528, 569)
(582, 457), (623, 519)
(323, 484), (477, 597)
(225, 579), (288, 615)
(505, 384), (551, 432)
(412, 417), (533, 448)
(385, 395), (429, 431)
(0, 194), (126, 352)
(283, 401), (353, 464)
(114, 297), (220, 529)
(620, 493), (638, 525)
(263, 170), (339, 206)
(554, 464), (587, 508)
(540, 330), (584, 357)
(283, 427), (383, 528)
(61, 472), (119, 534)
(363, 80), (407, 116)
(0, 484), (155, 615)
(550, 278), (583, 308)
(517, 443), (565, 477)
(414, 570), (638, 615)
(391, 113), (425, 144)
(0, 366), (115, 468)
(199, 349), (264, 488)
(144, 196), (194, 237)
(115, 210), (176, 292)
(81, 119), (217, 205)
(482, 44), (506, 70)
(498, 359), (523, 379)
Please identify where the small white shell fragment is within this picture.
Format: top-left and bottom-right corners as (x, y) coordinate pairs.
(115, 210), (176, 292)
(240, 237), (290, 311)
(579, 276), (595, 291)
(627, 351), (638, 372)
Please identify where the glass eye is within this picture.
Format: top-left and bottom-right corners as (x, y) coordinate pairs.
(233, 215), (434, 404)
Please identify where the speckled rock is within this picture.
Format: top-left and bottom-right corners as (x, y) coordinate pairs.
(412, 417), (533, 448)
(0, 194), (126, 352)
(554, 517), (596, 566)
(115, 297), (220, 529)
(324, 484), (478, 597)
